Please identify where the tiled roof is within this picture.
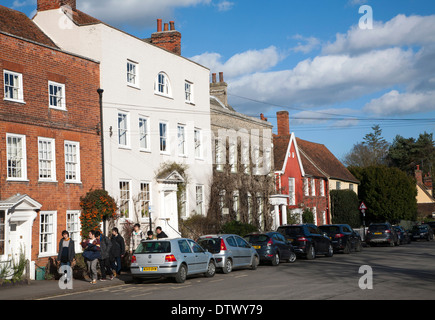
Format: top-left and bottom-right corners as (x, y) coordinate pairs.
(0, 5), (58, 48)
(70, 9), (101, 26)
(273, 134), (290, 171)
(296, 138), (359, 183)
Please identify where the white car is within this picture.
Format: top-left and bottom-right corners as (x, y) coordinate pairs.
(130, 238), (216, 283)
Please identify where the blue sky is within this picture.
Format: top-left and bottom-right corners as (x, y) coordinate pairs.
(5, 0), (435, 160)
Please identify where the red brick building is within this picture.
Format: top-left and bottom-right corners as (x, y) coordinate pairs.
(0, 5), (101, 279)
(272, 111), (357, 226)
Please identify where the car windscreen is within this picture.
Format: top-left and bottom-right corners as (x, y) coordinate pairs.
(135, 241), (171, 254)
(319, 226), (340, 234)
(277, 227), (304, 237)
(244, 234), (269, 243)
(413, 226), (428, 232)
(368, 225), (388, 232)
(198, 238), (221, 254)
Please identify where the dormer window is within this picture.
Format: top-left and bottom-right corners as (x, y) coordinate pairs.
(155, 72), (171, 97)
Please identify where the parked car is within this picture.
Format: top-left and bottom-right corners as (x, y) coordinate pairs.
(427, 221), (435, 234)
(365, 222), (399, 247)
(197, 234), (259, 274)
(130, 238), (216, 283)
(411, 224), (434, 241)
(276, 224), (333, 260)
(393, 225), (411, 245)
(318, 224), (363, 253)
(244, 232), (296, 266)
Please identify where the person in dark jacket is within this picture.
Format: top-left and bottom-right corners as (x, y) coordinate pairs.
(57, 230), (75, 267)
(95, 231), (113, 281)
(156, 226), (168, 239)
(81, 230), (101, 285)
(110, 227), (125, 276)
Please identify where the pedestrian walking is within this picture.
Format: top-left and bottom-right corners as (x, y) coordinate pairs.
(110, 227), (125, 277)
(95, 231), (113, 281)
(57, 230), (75, 267)
(130, 223), (145, 253)
(156, 226), (168, 239)
(81, 230), (101, 285)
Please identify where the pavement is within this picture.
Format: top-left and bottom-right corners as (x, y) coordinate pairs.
(0, 273), (133, 300)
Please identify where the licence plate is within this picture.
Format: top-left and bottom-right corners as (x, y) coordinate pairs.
(374, 232), (382, 235)
(253, 245), (261, 249)
(142, 267), (158, 272)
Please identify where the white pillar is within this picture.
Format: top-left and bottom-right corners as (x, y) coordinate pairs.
(281, 205), (287, 226)
(274, 204), (280, 229)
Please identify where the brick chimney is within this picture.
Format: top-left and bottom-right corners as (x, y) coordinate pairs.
(37, 0), (76, 11)
(415, 165), (423, 185)
(210, 72), (228, 107)
(260, 113), (268, 122)
(276, 111), (290, 136)
(150, 19), (182, 56)
(424, 172), (433, 190)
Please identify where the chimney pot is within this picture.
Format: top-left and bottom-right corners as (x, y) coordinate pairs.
(170, 21), (175, 30)
(219, 72), (224, 83)
(212, 73), (217, 83)
(157, 19), (162, 32)
(164, 23), (169, 31)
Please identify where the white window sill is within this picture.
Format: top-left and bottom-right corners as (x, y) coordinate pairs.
(49, 106), (67, 112)
(65, 181), (82, 185)
(38, 252), (57, 259)
(127, 83), (141, 90)
(185, 101), (195, 106)
(154, 92), (173, 100)
(38, 179), (58, 183)
(6, 178), (29, 182)
(4, 98), (25, 104)
(118, 145), (132, 150)
(140, 148), (151, 154)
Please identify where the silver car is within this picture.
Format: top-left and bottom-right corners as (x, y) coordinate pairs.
(130, 238), (216, 283)
(197, 234), (259, 274)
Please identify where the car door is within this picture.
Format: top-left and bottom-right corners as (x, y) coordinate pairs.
(342, 225), (354, 247)
(309, 225), (327, 253)
(178, 239), (196, 274)
(226, 236), (242, 267)
(275, 232), (291, 260)
(188, 239), (208, 273)
(234, 236), (252, 266)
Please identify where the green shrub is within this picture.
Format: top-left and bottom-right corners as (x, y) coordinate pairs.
(221, 220), (258, 236)
(302, 208), (314, 224)
(330, 190), (361, 228)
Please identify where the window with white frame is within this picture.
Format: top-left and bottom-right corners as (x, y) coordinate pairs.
(4, 70), (23, 102)
(139, 182), (151, 218)
(312, 207), (317, 225)
(48, 81), (66, 110)
(215, 138), (224, 171)
(139, 117), (150, 151)
(185, 81), (193, 103)
(64, 141), (80, 183)
(336, 181), (341, 190)
(66, 211), (81, 253)
(179, 189), (187, 218)
(303, 178), (309, 196)
(311, 178), (316, 196)
(39, 211), (56, 256)
(159, 122), (168, 153)
(127, 61), (138, 86)
(194, 129), (202, 159)
(38, 138), (56, 181)
(229, 141), (237, 173)
(118, 112), (129, 147)
(349, 184), (354, 191)
(288, 178), (296, 205)
(0, 211), (5, 255)
(155, 72), (171, 96)
(320, 180), (325, 197)
(6, 134), (27, 180)
(177, 125), (186, 156)
(196, 185), (204, 215)
(119, 181), (131, 218)
(242, 142), (250, 174)
(233, 191), (240, 220)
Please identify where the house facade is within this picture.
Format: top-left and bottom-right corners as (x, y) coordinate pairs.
(0, 4), (102, 279)
(415, 165), (435, 219)
(34, 0), (213, 238)
(209, 73), (274, 230)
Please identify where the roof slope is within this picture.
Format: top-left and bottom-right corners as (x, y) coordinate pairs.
(0, 5), (58, 48)
(296, 138), (359, 183)
(273, 134), (290, 172)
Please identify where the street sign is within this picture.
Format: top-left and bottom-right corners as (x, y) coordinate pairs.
(359, 202), (367, 211)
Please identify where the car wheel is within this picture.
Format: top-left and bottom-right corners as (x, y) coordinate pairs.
(271, 252), (280, 266)
(205, 260), (216, 278)
(343, 241), (351, 254)
(250, 255), (259, 270)
(306, 245), (316, 260)
(287, 252), (297, 263)
(175, 264), (187, 283)
(222, 258), (233, 274)
(326, 244), (334, 257)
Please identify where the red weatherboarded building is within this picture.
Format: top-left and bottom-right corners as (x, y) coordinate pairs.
(0, 5), (101, 279)
(272, 111), (357, 227)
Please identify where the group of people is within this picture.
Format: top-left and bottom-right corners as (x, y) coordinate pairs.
(57, 224), (168, 285)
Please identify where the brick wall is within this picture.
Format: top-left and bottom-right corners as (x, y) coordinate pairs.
(0, 33), (101, 264)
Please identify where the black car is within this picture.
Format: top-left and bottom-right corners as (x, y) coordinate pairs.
(393, 225), (411, 245)
(244, 232), (296, 266)
(427, 221), (435, 234)
(411, 224), (434, 241)
(318, 224), (363, 253)
(277, 224), (333, 260)
(365, 222), (399, 247)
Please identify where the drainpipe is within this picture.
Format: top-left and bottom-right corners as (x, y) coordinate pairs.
(97, 88), (106, 235)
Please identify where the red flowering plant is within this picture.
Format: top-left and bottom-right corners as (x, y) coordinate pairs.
(79, 189), (118, 239)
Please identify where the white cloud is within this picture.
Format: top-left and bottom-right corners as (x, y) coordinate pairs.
(291, 35), (321, 54)
(363, 90), (435, 115)
(216, 1), (234, 12)
(190, 46), (285, 79)
(323, 14), (435, 55)
(78, 0), (211, 28)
